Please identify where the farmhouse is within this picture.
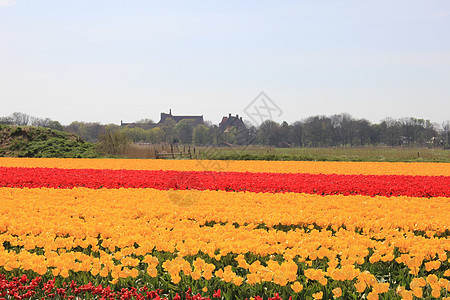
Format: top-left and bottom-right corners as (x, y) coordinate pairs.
(120, 110), (204, 128)
(158, 109), (204, 126)
(219, 113), (246, 132)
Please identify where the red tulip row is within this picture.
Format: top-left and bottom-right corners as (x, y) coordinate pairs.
(1, 167), (448, 197)
(0, 274), (283, 300)
(0, 274), (167, 300)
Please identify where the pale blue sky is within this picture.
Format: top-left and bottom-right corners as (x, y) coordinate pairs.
(1, 0), (449, 126)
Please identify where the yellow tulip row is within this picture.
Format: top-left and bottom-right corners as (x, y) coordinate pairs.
(2, 187), (448, 235)
(0, 244), (159, 282)
(1, 157), (448, 175)
(1, 186), (449, 295)
(2, 243), (448, 297)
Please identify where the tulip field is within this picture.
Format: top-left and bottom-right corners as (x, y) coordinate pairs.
(0, 158), (449, 300)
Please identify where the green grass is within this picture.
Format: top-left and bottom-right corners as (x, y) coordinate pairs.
(0, 124), (97, 158)
(193, 145), (450, 162)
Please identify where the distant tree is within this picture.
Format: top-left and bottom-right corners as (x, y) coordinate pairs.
(96, 127), (130, 156)
(328, 113), (355, 147)
(256, 120), (280, 146)
(46, 120), (64, 131)
(65, 121), (104, 142)
(1, 112), (64, 131)
(380, 117), (401, 146)
(302, 116), (333, 147)
(176, 119), (194, 144)
(148, 127), (165, 143)
(291, 121), (303, 147)
(330, 114), (343, 146)
(222, 127), (238, 144)
(399, 118), (422, 146)
(9, 112), (31, 125)
(0, 116), (12, 125)
(121, 127), (147, 143)
(160, 118), (177, 143)
(442, 120), (450, 147)
(209, 125), (222, 145)
(246, 125), (258, 145)
(30, 116), (46, 127)
(193, 124), (211, 145)
(211, 124), (243, 145)
(204, 120), (213, 127)
(135, 118), (154, 124)
(423, 120), (438, 145)
(341, 113), (356, 146)
(31, 117), (64, 131)
(277, 121), (291, 146)
(393, 117), (437, 146)
(370, 123), (382, 145)
(134, 118), (156, 130)
(354, 118), (372, 146)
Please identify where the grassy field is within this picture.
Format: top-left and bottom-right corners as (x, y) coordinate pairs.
(123, 143), (450, 162)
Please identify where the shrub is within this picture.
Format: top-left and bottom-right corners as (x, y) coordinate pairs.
(96, 128), (130, 156)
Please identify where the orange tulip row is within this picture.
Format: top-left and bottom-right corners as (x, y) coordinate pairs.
(0, 157), (448, 175)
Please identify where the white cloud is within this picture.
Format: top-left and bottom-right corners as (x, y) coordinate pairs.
(0, 0), (16, 9)
(432, 11), (450, 18)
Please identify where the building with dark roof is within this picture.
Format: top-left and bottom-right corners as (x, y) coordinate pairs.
(219, 113), (246, 132)
(121, 110), (203, 128)
(158, 109), (204, 126)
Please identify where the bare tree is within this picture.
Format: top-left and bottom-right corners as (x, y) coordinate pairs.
(380, 117), (401, 146)
(9, 112), (31, 125)
(442, 120), (450, 147)
(291, 121), (303, 147)
(96, 128), (130, 155)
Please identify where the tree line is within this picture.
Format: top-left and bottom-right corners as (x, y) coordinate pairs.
(1, 112), (449, 148)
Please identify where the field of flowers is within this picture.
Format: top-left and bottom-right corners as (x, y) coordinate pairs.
(0, 157), (449, 300)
